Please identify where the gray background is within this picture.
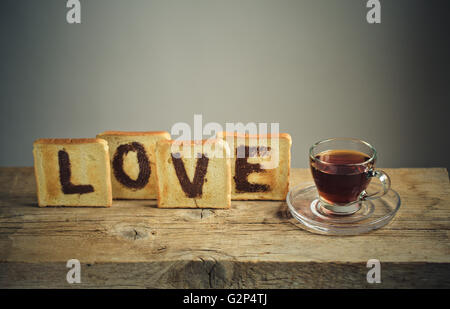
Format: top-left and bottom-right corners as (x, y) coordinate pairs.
(1, 0), (449, 168)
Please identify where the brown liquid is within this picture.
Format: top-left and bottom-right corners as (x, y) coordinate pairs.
(310, 150), (373, 204)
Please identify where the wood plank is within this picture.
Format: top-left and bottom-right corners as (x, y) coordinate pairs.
(0, 167), (449, 288)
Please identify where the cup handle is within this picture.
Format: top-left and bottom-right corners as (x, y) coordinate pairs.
(360, 169), (391, 201)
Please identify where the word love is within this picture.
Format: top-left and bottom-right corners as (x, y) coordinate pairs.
(33, 130), (292, 207)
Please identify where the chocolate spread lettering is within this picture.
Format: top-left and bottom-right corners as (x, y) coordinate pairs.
(171, 153), (209, 198)
(112, 142), (151, 189)
(234, 146), (271, 193)
(58, 150), (94, 194)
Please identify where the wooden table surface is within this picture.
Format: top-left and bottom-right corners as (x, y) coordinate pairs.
(0, 167), (449, 288)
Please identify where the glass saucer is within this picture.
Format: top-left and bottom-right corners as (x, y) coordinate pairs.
(286, 182), (401, 235)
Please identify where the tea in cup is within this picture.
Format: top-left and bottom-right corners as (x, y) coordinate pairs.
(309, 138), (391, 215)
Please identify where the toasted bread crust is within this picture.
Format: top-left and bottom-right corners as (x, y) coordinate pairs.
(98, 131), (171, 138)
(33, 138), (108, 146)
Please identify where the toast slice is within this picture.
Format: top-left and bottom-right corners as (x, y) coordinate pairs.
(33, 138), (112, 207)
(97, 131), (171, 199)
(155, 139), (231, 208)
(216, 132), (292, 200)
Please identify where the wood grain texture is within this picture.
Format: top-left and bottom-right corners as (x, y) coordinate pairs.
(0, 167), (449, 288)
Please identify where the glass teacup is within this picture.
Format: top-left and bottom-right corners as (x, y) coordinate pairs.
(309, 138), (391, 215)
